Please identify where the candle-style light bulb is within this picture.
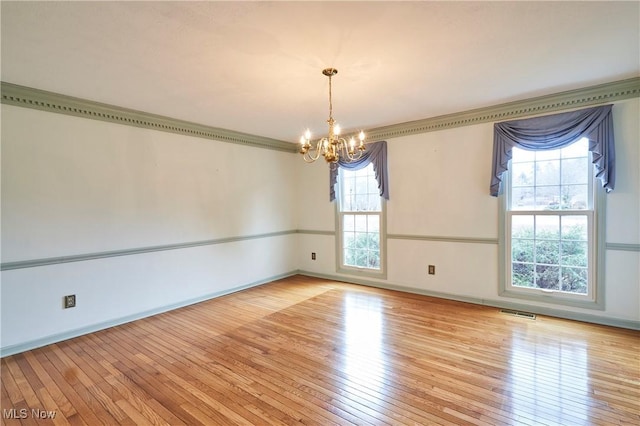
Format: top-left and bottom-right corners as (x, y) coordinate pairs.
(359, 130), (365, 141)
(334, 124), (341, 135)
(304, 129), (311, 140)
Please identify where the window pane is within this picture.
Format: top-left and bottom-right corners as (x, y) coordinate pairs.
(536, 239), (559, 265)
(355, 232), (367, 248)
(356, 176), (368, 195)
(561, 216), (588, 241)
(512, 148), (535, 163)
(369, 251), (380, 268)
(512, 187), (534, 210)
(367, 176), (379, 194)
(341, 176), (355, 211)
(512, 215), (534, 235)
(561, 241), (588, 267)
(563, 185), (588, 210)
(561, 158), (588, 185)
(355, 249), (368, 267)
(536, 215), (559, 238)
(368, 194), (381, 211)
(513, 263), (534, 288)
(512, 238), (534, 263)
(512, 162), (534, 187)
(344, 234), (355, 249)
(561, 216), (588, 269)
(368, 215), (380, 233)
(561, 267), (588, 294)
(344, 215), (355, 231)
(535, 216), (559, 265)
(560, 137), (589, 158)
(536, 186), (560, 210)
(536, 149), (560, 161)
(355, 215), (367, 232)
(367, 232), (380, 250)
(512, 216), (534, 263)
(536, 265), (560, 290)
(536, 160), (560, 186)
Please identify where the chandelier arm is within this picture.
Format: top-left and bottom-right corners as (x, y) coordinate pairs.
(303, 144), (323, 162)
(344, 149), (364, 162)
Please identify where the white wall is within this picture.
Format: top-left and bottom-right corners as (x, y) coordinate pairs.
(2, 97), (638, 354)
(297, 98), (640, 325)
(1, 105), (298, 352)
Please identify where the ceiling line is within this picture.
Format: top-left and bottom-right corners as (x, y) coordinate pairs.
(2, 78), (638, 151)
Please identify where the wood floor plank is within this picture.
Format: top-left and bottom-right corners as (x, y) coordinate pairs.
(22, 352), (74, 421)
(40, 347), (114, 425)
(2, 275), (639, 425)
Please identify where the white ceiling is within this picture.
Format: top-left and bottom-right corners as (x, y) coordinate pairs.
(2, 1), (638, 143)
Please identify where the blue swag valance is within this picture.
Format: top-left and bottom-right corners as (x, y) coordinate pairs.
(329, 140), (389, 202)
(490, 104), (615, 196)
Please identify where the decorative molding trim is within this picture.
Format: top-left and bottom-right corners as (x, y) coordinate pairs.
(296, 229), (336, 236)
(9, 230), (631, 271)
(0, 271), (298, 357)
(387, 233), (498, 245)
(365, 77), (640, 140)
(297, 271), (640, 331)
(3, 78), (638, 150)
(606, 243), (640, 252)
(297, 231), (639, 251)
(1, 230), (297, 271)
(0, 82), (297, 153)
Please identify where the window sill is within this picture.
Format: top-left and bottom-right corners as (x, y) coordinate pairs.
(337, 266), (387, 281)
(499, 288), (603, 310)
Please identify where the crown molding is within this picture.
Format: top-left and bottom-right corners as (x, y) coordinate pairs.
(0, 82), (298, 153)
(364, 77), (640, 141)
(3, 78), (639, 147)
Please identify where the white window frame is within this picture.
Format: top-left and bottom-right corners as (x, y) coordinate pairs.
(335, 164), (387, 279)
(499, 140), (606, 310)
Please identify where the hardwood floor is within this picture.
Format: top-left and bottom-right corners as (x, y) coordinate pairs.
(2, 275), (639, 425)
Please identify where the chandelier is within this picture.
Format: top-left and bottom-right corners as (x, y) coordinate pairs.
(299, 68), (365, 164)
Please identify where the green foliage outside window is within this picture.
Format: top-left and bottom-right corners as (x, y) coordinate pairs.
(512, 225), (588, 294)
(344, 232), (380, 269)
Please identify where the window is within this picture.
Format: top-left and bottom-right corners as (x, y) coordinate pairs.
(337, 163), (386, 277)
(503, 137), (603, 306)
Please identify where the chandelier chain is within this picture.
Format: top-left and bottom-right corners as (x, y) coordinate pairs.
(328, 73), (333, 122)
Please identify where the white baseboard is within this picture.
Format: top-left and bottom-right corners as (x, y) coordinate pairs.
(297, 270), (640, 331)
(0, 271), (297, 358)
